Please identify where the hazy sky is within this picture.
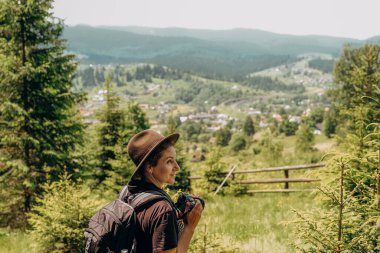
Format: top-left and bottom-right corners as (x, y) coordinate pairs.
(53, 0), (380, 39)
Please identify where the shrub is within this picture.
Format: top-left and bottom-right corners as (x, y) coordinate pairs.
(29, 172), (102, 253)
(230, 135), (247, 152)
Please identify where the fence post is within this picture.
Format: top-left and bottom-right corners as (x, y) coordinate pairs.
(284, 170), (289, 189)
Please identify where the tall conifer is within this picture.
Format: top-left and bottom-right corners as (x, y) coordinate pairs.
(243, 115), (255, 136)
(0, 0), (84, 226)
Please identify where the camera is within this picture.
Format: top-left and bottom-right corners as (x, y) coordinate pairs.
(175, 192), (205, 217)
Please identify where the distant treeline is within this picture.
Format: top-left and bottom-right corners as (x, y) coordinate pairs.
(149, 54), (297, 81)
(76, 64), (184, 87)
(79, 53), (297, 82)
(75, 64), (304, 98)
(308, 58), (335, 73)
(243, 76), (305, 93)
(174, 82), (243, 106)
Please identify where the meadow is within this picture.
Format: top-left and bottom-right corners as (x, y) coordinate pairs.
(0, 192), (319, 253)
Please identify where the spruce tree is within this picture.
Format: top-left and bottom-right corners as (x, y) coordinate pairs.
(294, 44), (380, 252)
(125, 100), (150, 133)
(29, 172), (101, 252)
(0, 0), (84, 226)
(330, 44), (380, 136)
(95, 88), (150, 196)
(95, 76), (126, 183)
(243, 115), (255, 136)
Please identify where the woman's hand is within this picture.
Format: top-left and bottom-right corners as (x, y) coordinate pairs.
(184, 199), (203, 231)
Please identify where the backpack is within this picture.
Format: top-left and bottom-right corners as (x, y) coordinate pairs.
(84, 186), (168, 253)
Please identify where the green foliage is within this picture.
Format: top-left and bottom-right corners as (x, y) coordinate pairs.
(95, 97), (150, 197)
(308, 58), (335, 73)
(0, 0), (84, 226)
(295, 123), (315, 154)
(279, 119), (299, 136)
(294, 44), (380, 253)
(259, 131), (284, 166)
(230, 135), (247, 152)
(163, 116), (178, 136)
(179, 121), (203, 141)
(125, 100), (150, 132)
(243, 76), (305, 93)
(323, 108), (338, 138)
(294, 152), (379, 252)
(329, 44), (380, 135)
(75, 64), (184, 88)
(306, 107), (325, 128)
(243, 116), (255, 136)
(29, 172), (101, 253)
(175, 81), (243, 107)
(189, 223), (238, 253)
(203, 148), (228, 194)
(81, 67), (97, 87)
(95, 76), (127, 183)
(215, 127), (232, 147)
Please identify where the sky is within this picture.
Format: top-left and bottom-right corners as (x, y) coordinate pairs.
(53, 0), (380, 40)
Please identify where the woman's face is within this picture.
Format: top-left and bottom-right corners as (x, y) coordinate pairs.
(149, 145), (180, 187)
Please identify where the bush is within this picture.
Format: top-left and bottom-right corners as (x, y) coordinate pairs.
(29, 173), (102, 253)
(230, 135), (247, 152)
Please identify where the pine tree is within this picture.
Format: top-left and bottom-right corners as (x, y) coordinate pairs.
(95, 76), (126, 183)
(29, 172), (101, 252)
(125, 100), (150, 133)
(243, 115), (255, 136)
(0, 0), (84, 226)
(95, 93), (150, 197)
(294, 44), (380, 252)
(323, 108), (337, 138)
(329, 44), (380, 136)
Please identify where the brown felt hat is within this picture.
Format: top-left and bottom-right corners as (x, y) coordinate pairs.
(127, 129), (180, 178)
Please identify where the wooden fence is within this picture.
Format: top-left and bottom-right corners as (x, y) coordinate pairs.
(189, 163), (325, 194)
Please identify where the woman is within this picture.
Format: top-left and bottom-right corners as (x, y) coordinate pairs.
(126, 129), (203, 253)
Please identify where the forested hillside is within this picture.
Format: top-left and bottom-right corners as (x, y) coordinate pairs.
(62, 25), (378, 80)
(0, 1), (379, 252)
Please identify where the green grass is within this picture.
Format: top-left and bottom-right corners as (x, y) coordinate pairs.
(190, 193), (318, 253)
(0, 193), (319, 253)
(0, 229), (34, 253)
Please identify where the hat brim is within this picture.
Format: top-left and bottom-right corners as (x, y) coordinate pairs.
(131, 133), (180, 179)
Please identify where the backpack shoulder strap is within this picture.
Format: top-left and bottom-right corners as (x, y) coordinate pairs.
(118, 185), (129, 201)
(129, 191), (166, 210)
(119, 186), (177, 212)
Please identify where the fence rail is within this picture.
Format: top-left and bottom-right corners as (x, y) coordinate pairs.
(236, 178), (321, 184)
(247, 189), (317, 193)
(188, 163), (325, 194)
(232, 163), (325, 174)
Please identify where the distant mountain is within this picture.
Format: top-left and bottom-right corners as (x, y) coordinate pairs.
(62, 25), (378, 79)
(99, 26), (370, 54)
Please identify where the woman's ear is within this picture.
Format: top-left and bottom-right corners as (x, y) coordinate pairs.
(146, 165), (153, 174)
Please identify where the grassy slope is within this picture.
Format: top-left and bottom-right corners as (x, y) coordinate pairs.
(0, 193), (319, 253)
(194, 193), (317, 253)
